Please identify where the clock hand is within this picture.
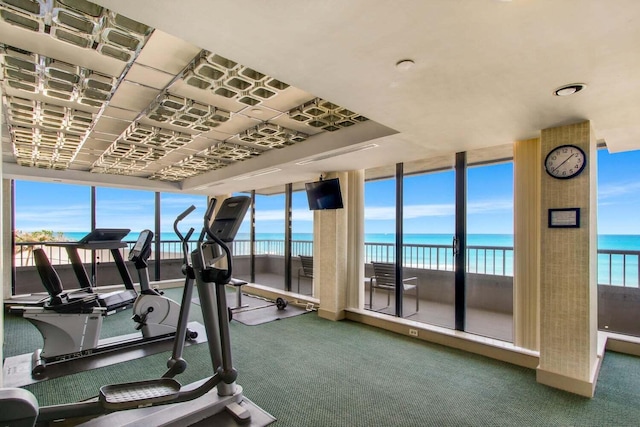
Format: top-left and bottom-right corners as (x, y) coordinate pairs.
(552, 153), (576, 173)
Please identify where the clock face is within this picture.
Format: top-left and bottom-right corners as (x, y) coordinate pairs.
(544, 144), (586, 179)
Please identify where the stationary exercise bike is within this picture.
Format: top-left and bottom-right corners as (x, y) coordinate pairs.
(14, 228), (196, 377)
(130, 229), (197, 340)
(0, 195), (262, 427)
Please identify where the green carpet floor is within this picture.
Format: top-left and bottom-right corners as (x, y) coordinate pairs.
(4, 288), (640, 426)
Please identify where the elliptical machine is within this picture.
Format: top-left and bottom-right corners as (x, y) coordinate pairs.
(0, 195), (260, 426)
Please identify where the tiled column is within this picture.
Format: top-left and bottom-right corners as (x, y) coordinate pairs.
(537, 121), (599, 396)
(315, 172), (349, 321)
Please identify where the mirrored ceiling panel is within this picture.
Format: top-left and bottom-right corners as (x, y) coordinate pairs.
(0, 0), (370, 183)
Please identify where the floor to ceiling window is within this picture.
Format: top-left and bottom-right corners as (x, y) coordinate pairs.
(95, 187), (155, 239)
(364, 175), (397, 315)
(13, 181), (91, 294)
(161, 193), (207, 239)
(402, 160), (456, 327)
(160, 192), (207, 280)
(14, 180), (91, 253)
(11, 180), (212, 292)
(291, 187), (314, 295)
(597, 147), (640, 337)
(361, 147), (515, 342)
(94, 187), (155, 286)
(254, 189), (286, 291)
(465, 159), (514, 342)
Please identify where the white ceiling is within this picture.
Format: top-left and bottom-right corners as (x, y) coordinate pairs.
(3, 0), (640, 195)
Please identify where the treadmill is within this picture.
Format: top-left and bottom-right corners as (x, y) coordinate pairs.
(46, 228), (137, 313)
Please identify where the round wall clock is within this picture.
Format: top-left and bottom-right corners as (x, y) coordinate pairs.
(544, 144), (586, 179)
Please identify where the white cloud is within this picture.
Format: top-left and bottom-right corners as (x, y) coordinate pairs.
(599, 181), (640, 199)
(293, 209), (314, 221)
(364, 206), (397, 220)
(16, 204), (90, 231)
(365, 199), (512, 221)
(468, 199), (513, 214)
(98, 198), (155, 213)
(16, 197), (512, 232)
(255, 209), (313, 222)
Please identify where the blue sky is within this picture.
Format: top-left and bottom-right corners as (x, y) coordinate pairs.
(13, 148), (640, 236)
(598, 148), (640, 234)
(364, 162), (514, 234)
(14, 183), (208, 235)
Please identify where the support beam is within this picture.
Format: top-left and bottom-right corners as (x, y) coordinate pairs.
(537, 121), (599, 397)
(513, 138), (541, 351)
(455, 152), (467, 331)
(345, 170), (365, 309)
(316, 172), (348, 321)
(395, 163), (404, 317)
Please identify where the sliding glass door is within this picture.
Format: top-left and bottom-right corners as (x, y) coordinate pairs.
(465, 160), (514, 341)
(402, 166), (456, 326)
(362, 149), (515, 342)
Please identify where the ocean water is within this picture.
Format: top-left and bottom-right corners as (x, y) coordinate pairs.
(60, 232), (640, 286)
(61, 231), (640, 250)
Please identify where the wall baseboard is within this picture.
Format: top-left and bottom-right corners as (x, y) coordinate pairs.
(536, 365), (598, 397)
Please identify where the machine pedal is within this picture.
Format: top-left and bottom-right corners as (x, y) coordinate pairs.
(99, 378), (181, 410)
(226, 401), (252, 423)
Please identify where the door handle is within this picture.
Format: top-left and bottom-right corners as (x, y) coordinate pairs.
(452, 236), (459, 255)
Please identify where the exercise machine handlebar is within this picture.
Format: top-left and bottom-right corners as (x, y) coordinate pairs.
(174, 205), (196, 268)
(204, 198), (217, 226)
(176, 204), (196, 222)
(203, 221), (233, 284)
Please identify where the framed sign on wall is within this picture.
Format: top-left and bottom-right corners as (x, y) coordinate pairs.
(548, 208), (581, 228)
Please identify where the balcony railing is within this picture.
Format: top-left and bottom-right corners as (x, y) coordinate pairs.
(365, 242), (513, 276)
(13, 240), (636, 286)
(597, 249), (640, 287)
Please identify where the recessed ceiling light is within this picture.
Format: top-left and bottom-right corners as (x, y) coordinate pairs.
(250, 108), (263, 114)
(395, 59), (415, 71)
(554, 83), (587, 96)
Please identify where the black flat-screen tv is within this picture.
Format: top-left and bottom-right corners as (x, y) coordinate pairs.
(305, 178), (344, 210)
